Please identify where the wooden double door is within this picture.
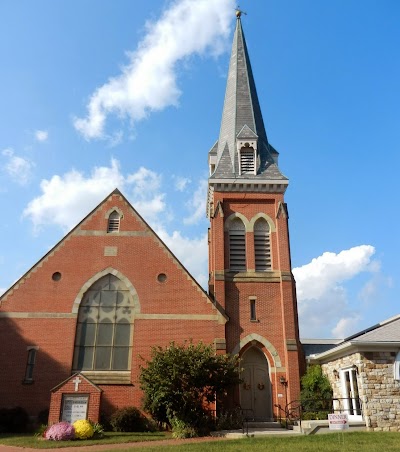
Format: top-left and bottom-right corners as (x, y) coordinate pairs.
(240, 347), (272, 420)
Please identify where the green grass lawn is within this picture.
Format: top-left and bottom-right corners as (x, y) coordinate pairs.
(1, 431), (400, 451)
(0, 431), (170, 449)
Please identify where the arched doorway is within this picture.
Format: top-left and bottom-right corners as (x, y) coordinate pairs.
(240, 347), (272, 420)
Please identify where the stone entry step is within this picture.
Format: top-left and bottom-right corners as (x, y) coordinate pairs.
(245, 421), (283, 429)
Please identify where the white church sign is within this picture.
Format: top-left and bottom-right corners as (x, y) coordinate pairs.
(61, 395), (88, 424)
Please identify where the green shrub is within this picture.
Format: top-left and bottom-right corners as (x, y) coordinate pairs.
(300, 365), (333, 419)
(301, 411), (329, 420)
(37, 408), (49, 426)
(110, 406), (155, 432)
(215, 408), (244, 430)
(90, 421), (105, 438)
(169, 417), (198, 439)
(0, 407), (29, 433)
(140, 341), (241, 427)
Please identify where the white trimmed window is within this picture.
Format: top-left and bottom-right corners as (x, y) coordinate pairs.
(229, 218), (246, 271)
(73, 274), (133, 371)
(394, 352), (400, 381)
(107, 211), (120, 233)
(254, 219), (271, 271)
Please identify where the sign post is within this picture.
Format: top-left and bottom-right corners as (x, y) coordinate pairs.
(328, 413), (349, 446)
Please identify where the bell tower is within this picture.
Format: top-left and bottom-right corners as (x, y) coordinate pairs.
(207, 12), (304, 420)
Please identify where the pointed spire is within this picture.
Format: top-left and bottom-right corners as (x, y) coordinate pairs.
(210, 14), (285, 181)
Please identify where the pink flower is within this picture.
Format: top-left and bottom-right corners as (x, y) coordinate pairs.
(44, 422), (75, 441)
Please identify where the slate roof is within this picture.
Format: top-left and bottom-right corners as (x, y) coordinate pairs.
(345, 316), (400, 343)
(210, 16), (287, 181)
(312, 314), (400, 362)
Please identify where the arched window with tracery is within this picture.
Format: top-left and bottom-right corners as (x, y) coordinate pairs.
(73, 274), (133, 371)
(107, 211), (120, 233)
(229, 217), (246, 271)
(254, 218), (271, 271)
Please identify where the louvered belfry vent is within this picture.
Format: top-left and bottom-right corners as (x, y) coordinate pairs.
(107, 211), (120, 233)
(229, 218), (246, 271)
(254, 219), (271, 271)
(240, 148), (255, 174)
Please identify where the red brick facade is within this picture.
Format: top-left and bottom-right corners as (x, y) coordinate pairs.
(0, 191), (226, 422)
(208, 191), (304, 417)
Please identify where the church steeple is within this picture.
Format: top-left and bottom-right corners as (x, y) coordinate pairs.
(206, 12), (303, 418)
(208, 14), (286, 191)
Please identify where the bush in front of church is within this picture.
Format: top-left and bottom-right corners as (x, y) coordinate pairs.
(73, 419), (94, 439)
(110, 406), (156, 432)
(44, 422), (75, 441)
(139, 341), (241, 434)
(0, 407), (29, 433)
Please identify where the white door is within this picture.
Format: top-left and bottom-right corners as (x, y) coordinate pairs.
(340, 367), (362, 421)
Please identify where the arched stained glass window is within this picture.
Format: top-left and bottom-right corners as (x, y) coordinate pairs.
(254, 219), (271, 271)
(229, 218), (246, 271)
(73, 274), (133, 371)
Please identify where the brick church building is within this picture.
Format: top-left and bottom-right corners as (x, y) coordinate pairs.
(0, 13), (304, 423)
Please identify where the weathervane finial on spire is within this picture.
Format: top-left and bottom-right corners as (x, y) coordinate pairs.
(235, 5), (247, 19)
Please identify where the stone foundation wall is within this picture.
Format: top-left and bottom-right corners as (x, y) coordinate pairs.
(322, 351), (400, 431)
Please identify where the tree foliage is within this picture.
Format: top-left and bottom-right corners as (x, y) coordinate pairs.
(139, 341), (241, 426)
(300, 365), (333, 418)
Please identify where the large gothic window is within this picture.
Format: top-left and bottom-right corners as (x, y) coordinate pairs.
(254, 219), (271, 271)
(73, 274), (133, 371)
(229, 218), (246, 271)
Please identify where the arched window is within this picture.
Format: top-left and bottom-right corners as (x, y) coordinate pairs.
(107, 211), (120, 233)
(254, 219), (271, 271)
(229, 218), (246, 271)
(73, 274), (133, 371)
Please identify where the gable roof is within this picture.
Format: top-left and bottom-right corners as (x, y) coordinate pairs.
(0, 189), (228, 324)
(312, 314), (400, 362)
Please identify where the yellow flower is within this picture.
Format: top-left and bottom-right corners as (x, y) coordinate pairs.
(72, 419), (94, 439)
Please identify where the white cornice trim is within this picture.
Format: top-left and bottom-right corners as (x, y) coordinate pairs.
(209, 178), (288, 185)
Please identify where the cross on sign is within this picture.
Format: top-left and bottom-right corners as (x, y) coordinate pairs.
(72, 376), (82, 392)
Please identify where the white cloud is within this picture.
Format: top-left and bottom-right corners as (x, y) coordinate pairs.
(332, 315), (361, 338)
(73, 0), (234, 140)
(293, 245), (378, 338)
(22, 159), (209, 287)
(174, 176), (191, 192)
(35, 130), (49, 142)
(2, 148), (34, 185)
(22, 160), (165, 232)
(0, 288), (5, 296)
(157, 229), (208, 288)
(183, 178), (207, 225)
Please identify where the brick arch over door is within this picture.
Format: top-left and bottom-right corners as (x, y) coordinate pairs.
(72, 267), (141, 314)
(232, 333), (282, 368)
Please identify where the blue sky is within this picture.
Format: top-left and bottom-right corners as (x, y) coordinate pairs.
(0, 0), (399, 339)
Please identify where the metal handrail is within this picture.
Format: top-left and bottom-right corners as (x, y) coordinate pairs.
(240, 408), (254, 435)
(282, 397), (363, 429)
